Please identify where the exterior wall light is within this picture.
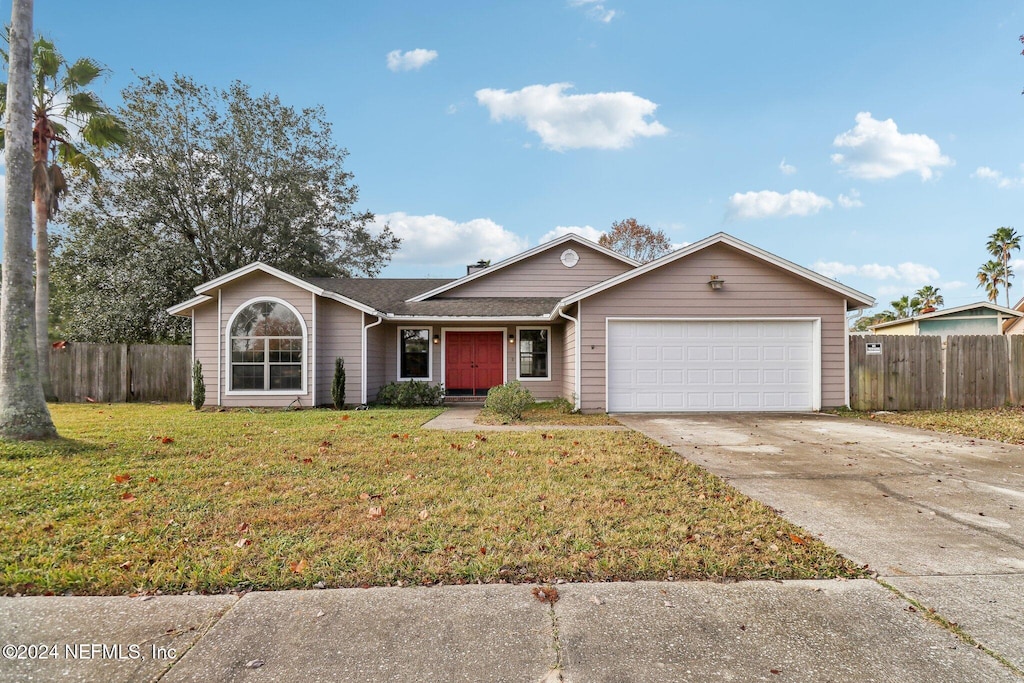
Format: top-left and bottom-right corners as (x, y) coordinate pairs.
(708, 275), (725, 291)
(432, 334), (440, 345)
(508, 333), (515, 344)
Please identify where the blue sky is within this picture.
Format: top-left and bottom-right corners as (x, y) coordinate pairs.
(7, 1), (1024, 311)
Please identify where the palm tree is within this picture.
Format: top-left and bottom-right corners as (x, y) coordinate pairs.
(0, 36), (127, 399)
(915, 285), (943, 312)
(977, 260), (1009, 304)
(986, 226), (1020, 308)
(890, 295), (922, 319)
(0, 0), (57, 439)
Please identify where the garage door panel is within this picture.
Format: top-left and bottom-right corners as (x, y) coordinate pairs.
(607, 320), (815, 412)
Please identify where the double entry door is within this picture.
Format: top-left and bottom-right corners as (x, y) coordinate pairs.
(445, 331), (504, 396)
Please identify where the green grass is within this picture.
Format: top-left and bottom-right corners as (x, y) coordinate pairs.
(0, 404), (862, 595)
(476, 401), (620, 426)
(839, 406), (1024, 444)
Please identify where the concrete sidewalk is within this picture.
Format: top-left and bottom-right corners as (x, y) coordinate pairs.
(1, 579), (1015, 682)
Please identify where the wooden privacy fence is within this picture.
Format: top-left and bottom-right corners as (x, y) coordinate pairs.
(49, 343), (191, 403)
(850, 335), (1024, 411)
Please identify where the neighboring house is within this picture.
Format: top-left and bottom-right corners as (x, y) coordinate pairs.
(169, 232), (874, 413)
(1004, 296), (1024, 335)
(868, 302), (1023, 339)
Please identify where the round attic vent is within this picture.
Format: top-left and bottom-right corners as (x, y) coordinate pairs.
(560, 249), (579, 268)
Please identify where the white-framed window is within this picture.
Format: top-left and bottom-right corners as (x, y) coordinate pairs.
(517, 327), (550, 380)
(227, 298), (306, 393)
(398, 327), (432, 380)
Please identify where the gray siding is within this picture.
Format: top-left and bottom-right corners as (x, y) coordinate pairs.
(561, 306), (577, 401)
(578, 243), (849, 412)
(365, 318), (387, 402)
(193, 300), (219, 403)
(442, 243), (634, 298)
(316, 299), (364, 406)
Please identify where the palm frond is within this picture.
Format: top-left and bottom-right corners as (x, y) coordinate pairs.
(65, 91), (104, 117)
(81, 113), (128, 148)
(63, 57), (104, 88)
(32, 37), (60, 80)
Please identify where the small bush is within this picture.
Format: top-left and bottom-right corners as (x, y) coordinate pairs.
(191, 360), (205, 411)
(331, 357), (346, 409)
(484, 381), (535, 422)
(548, 396), (574, 414)
(375, 380), (445, 407)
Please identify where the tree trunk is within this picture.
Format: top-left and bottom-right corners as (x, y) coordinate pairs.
(33, 195), (55, 400)
(0, 0), (57, 439)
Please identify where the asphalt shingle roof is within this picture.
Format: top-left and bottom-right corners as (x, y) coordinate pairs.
(306, 278), (560, 318)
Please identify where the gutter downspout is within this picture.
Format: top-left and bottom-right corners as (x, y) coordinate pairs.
(361, 313), (384, 405)
(558, 306), (581, 411)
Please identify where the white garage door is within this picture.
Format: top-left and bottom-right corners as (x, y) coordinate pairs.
(607, 319), (817, 412)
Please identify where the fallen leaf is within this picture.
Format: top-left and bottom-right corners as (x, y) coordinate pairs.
(404, 473), (416, 480)
(121, 492), (136, 502)
(590, 595), (603, 605)
(302, 457), (313, 464)
(479, 547), (487, 555)
(235, 538), (251, 548)
(245, 659), (265, 669)
(359, 492), (370, 500)
(237, 522), (250, 533)
(532, 586), (560, 604)
(367, 506), (385, 519)
(147, 476), (158, 483)
(341, 474), (351, 482)
(341, 415), (350, 421)
(320, 441), (331, 448)
(418, 509), (430, 521)
(85, 396), (97, 403)
(289, 559), (307, 574)
(789, 534), (806, 545)
(118, 561), (132, 570)
(770, 669), (781, 675)
(113, 473), (131, 484)
(391, 433), (400, 439)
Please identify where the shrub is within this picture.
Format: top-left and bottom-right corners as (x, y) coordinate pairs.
(191, 360), (205, 410)
(331, 357), (346, 409)
(484, 381), (534, 422)
(375, 380), (445, 407)
(548, 396), (574, 414)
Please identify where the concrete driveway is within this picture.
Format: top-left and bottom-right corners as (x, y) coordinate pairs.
(617, 412), (1024, 672)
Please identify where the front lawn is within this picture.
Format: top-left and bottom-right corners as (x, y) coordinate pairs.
(842, 406), (1024, 445)
(0, 404), (861, 595)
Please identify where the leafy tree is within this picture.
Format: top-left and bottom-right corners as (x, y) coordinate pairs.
(53, 74), (399, 343)
(890, 295), (922, 319)
(977, 260), (1010, 304)
(0, 0), (56, 439)
(598, 218), (672, 262)
(985, 226), (1020, 307)
(914, 285), (943, 311)
(854, 310), (896, 332)
(0, 35), (127, 399)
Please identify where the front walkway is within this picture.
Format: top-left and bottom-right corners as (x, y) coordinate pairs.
(422, 406), (627, 432)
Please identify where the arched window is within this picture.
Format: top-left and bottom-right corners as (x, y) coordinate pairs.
(229, 300), (304, 391)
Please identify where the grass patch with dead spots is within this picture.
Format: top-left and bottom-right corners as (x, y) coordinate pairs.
(476, 401), (619, 426)
(1, 404), (861, 595)
(839, 406), (1024, 445)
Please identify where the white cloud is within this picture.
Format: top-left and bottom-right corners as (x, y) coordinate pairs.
(538, 225), (605, 244)
(831, 112), (952, 180)
(386, 48), (438, 72)
(812, 260), (939, 284)
(837, 188), (864, 209)
(570, 0), (617, 22)
(369, 212), (529, 266)
(972, 166), (1024, 189)
(778, 158), (797, 175)
(726, 190), (833, 220)
(475, 83), (668, 151)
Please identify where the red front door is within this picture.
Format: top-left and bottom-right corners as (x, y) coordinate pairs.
(445, 331), (504, 395)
